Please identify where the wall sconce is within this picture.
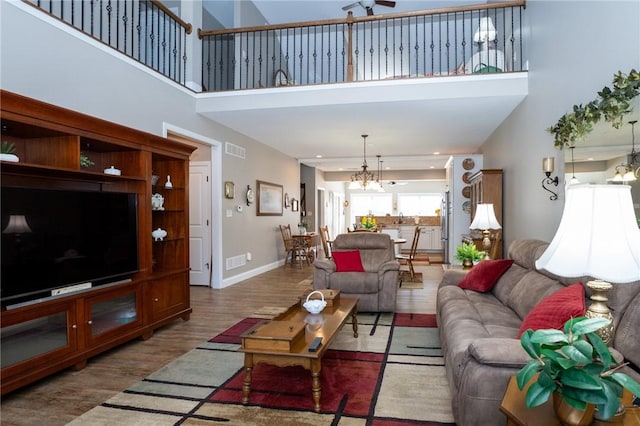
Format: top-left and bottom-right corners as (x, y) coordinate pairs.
(541, 157), (559, 200)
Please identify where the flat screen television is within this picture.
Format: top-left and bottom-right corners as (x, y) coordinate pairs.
(1, 186), (139, 308)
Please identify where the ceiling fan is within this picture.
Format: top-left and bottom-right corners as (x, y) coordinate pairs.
(342, 0), (397, 16)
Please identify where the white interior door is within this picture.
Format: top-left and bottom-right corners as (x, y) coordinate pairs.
(189, 162), (211, 286)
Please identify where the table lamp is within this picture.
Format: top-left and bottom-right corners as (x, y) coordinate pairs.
(469, 203), (501, 260)
(535, 184), (640, 344)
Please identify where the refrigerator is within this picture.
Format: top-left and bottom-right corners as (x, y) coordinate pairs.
(440, 191), (450, 264)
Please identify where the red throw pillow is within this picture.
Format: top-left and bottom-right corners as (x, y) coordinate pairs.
(458, 259), (514, 292)
(517, 283), (586, 337)
(332, 250), (365, 272)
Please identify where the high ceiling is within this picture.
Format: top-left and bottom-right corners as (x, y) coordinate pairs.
(197, 1), (638, 174)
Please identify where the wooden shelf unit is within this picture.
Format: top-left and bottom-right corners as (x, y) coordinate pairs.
(465, 169), (504, 259)
(0, 90), (195, 395)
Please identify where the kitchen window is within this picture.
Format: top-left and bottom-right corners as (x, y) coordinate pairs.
(397, 193), (442, 216)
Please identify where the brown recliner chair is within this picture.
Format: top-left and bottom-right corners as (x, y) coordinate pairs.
(313, 232), (400, 312)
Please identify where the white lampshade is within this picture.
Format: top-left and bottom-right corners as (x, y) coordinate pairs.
(623, 169), (637, 182)
(473, 17), (497, 43)
(535, 184), (640, 283)
(2, 215), (32, 234)
(348, 180), (361, 190)
(470, 203), (501, 230)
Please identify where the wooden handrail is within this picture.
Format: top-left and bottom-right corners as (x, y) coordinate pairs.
(198, 0), (525, 38)
(150, 0), (192, 34)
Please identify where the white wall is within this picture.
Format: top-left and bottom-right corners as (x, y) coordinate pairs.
(0, 1), (301, 285)
(482, 0), (640, 250)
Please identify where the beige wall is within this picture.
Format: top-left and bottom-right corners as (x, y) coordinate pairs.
(482, 0), (640, 249)
(0, 2), (301, 286)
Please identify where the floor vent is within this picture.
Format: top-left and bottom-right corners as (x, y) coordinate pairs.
(226, 254), (247, 270)
(225, 142), (246, 159)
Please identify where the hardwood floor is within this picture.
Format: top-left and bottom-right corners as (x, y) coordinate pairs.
(0, 262), (442, 425)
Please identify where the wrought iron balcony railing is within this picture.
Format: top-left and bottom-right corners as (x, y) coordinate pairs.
(199, 1), (526, 92)
(22, 0), (526, 93)
(24, 0), (192, 86)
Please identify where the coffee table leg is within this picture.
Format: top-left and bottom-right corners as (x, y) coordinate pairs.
(351, 306), (359, 338)
(311, 359), (322, 413)
(242, 354), (253, 405)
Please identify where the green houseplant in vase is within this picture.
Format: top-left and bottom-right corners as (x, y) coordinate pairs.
(516, 316), (640, 426)
(454, 242), (484, 269)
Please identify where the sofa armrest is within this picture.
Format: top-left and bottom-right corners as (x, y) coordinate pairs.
(313, 260), (335, 291)
(314, 259), (336, 273)
(439, 270), (467, 288)
(465, 338), (530, 368)
(379, 259), (400, 273)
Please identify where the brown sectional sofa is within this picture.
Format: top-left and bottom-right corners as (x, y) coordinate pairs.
(436, 239), (640, 426)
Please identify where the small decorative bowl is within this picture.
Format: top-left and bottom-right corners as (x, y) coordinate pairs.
(303, 290), (327, 315)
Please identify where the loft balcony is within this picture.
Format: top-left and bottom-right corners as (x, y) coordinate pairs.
(23, 0), (527, 93)
(20, 0), (528, 170)
(199, 1), (526, 92)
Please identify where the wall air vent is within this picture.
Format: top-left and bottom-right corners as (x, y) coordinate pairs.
(225, 254), (247, 270)
(225, 142), (246, 159)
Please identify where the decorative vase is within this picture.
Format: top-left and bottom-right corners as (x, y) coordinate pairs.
(553, 392), (595, 426)
(462, 258), (473, 269)
(0, 153), (19, 162)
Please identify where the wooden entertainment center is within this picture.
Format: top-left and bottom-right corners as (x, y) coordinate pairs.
(0, 91), (195, 395)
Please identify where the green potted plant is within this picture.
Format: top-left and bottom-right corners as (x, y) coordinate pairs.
(516, 316), (640, 425)
(80, 152), (94, 168)
(454, 242), (484, 269)
(1, 141), (19, 162)
(548, 69), (639, 149)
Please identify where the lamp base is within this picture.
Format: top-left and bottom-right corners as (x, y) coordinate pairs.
(585, 280), (614, 345)
(481, 229), (492, 260)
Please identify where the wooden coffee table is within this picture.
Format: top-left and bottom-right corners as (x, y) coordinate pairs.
(240, 296), (358, 412)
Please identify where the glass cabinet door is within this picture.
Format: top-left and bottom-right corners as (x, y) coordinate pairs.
(86, 286), (142, 342)
(1, 302), (76, 370)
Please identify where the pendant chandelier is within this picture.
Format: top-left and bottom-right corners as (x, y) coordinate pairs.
(349, 135), (376, 190)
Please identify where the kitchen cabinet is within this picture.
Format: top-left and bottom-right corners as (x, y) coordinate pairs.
(399, 226), (442, 251)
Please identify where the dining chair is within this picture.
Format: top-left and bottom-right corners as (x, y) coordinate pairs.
(279, 224), (307, 267)
(319, 225), (332, 259)
(396, 226), (421, 280)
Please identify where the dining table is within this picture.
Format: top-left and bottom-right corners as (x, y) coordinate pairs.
(292, 232), (320, 263)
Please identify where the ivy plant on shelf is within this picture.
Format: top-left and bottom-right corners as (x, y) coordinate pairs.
(548, 69), (640, 149)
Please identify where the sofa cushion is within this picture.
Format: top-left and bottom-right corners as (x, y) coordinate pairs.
(507, 271), (564, 319)
(332, 250), (365, 272)
(458, 259), (514, 292)
(329, 271), (379, 293)
(517, 283), (585, 337)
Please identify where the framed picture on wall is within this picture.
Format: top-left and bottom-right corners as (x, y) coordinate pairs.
(224, 181), (235, 199)
(257, 180), (283, 216)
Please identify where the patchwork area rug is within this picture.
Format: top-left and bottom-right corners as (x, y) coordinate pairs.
(68, 313), (455, 425)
